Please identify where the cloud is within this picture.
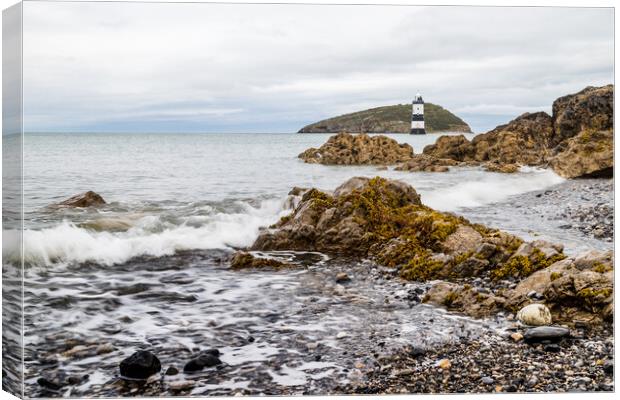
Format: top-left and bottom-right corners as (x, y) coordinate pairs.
(22, 2), (613, 133)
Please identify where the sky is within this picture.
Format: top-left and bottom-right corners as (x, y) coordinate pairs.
(22, 2), (614, 133)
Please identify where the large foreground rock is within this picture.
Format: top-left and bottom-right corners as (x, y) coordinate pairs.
(253, 177), (563, 282)
(298, 133), (414, 165)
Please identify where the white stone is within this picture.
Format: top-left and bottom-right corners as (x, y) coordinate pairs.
(516, 303), (552, 326)
(336, 331), (348, 339)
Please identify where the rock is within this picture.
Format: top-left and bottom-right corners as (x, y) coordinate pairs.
(437, 359), (451, 370)
(420, 85), (614, 179)
(335, 272), (350, 283)
(523, 326), (570, 343)
(481, 376), (494, 385)
(119, 350), (161, 380)
(510, 332), (524, 342)
(550, 84), (613, 148)
(602, 359), (613, 374)
(423, 134), (475, 161)
(441, 225), (483, 255)
(507, 250), (613, 324)
(183, 350), (222, 373)
(483, 162), (519, 173)
(56, 191), (106, 208)
(253, 176), (546, 285)
(165, 366), (179, 376)
(516, 304), (553, 326)
(395, 154), (459, 173)
(543, 343), (561, 352)
(229, 251), (292, 270)
(549, 129), (613, 178)
(336, 331), (348, 339)
(169, 380), (195, 391)
(298, 133), (414, 165)
(96, 343), (115, 354)
(423, 281), (505, 319)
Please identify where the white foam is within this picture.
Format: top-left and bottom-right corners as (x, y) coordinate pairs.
(420, 167), (564, 211)
(13, 198), (288, 267)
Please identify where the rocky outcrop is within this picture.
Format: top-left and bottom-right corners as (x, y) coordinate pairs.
(421, 85), (613, 178)
(252, 177), (562, 283)
(248, 176), (612, 325)
(423, 112), (553, 166)
(506, 250), (613, 325)
(298, 133), (414, 165)
(298, 103), (471, 134)
(550, 85), (614, 148)
(55, 191), (106, 208)
(549, 130), (613, 178)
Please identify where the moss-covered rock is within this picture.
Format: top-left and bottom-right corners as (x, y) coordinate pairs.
(252, 177), (562, 283)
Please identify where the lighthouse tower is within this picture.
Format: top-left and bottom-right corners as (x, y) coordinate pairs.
(410, 93), (426, 134)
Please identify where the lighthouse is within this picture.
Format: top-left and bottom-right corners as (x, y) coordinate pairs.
(410, 93), (426, 134)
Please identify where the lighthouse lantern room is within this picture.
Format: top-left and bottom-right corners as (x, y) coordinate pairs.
(410, 93), (426, 134)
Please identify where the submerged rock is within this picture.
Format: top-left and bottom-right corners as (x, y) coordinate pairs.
(516, 304), (552, 326)
(56, 191), (106, 208)
(230, 251), (292, 270)
(298, 133), (414, 165)
(183, 349), (222, 373)
(119, 350), (161, 380)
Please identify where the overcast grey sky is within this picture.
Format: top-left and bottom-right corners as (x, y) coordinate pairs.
(23, 2), (613, 133)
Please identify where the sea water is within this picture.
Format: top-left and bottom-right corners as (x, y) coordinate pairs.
(2, 132), (612, 396)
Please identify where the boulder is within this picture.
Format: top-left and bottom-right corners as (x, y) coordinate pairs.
(549, 129), (613, 178)
(506, 250), (613, 324)
(253, 177), (564, 284)
(395, 154), (459, 173)
(183, 349), (222, 373)
(119, 350), (161, 380)
(423, 281), (505, 318)
(550, 84), (614, 148)
(298, 133), (414, 165)
(57, 191), (106, 208)
(422, 135), (475, 161)
(516, 303), (552, 326)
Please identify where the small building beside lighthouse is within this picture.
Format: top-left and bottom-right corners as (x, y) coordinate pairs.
(410, 93), (426, 134)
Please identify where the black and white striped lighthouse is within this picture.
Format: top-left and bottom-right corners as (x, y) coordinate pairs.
(410, 93), (426, 134)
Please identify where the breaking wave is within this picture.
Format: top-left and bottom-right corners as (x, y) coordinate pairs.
(10, 198), (289, 267)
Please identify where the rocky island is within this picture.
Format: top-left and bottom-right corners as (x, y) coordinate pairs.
(298, 103), (472, 134)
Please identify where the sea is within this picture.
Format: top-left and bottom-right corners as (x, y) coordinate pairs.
(1, 132), (613, 396)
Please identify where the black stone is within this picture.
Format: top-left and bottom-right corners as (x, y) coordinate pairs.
(37, 378), (63, 391)
(165, 366), (179, 376)
(119, 350), (161, 380)
(543, 344), (561, 353)
(524, 326), (570, 343)
(602, 359), (613, 374)
(183, 353), (222, 373)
